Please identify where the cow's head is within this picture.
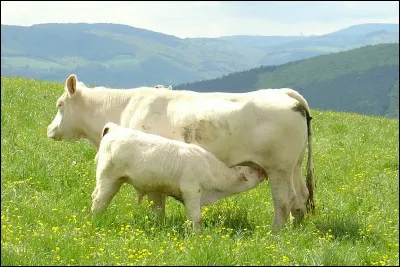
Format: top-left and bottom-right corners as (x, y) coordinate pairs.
(47, 74), (84, 142)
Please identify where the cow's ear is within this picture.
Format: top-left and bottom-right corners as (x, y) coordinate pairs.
(66, 74), (77, 97)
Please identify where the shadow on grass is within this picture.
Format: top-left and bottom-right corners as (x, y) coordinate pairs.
(139, 207), (258, 237)
(89, 197), (259, 237)
(314, 215), (383, 243)
(316, 217), (361, 239)
(203, 207), (256, 236)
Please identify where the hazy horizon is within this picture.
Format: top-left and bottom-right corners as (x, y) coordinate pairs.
(1, 1), (398, 38)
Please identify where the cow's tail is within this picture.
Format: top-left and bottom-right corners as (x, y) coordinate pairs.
(305, 109), (315, 214)
(283, 89), (316, 214)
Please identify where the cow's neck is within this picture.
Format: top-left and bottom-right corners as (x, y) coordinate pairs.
(77, 88), (132, 148)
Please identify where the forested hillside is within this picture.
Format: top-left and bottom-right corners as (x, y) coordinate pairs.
(175, 43), (399, 118)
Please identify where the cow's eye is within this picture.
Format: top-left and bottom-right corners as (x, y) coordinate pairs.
(57, 102), (63, 109)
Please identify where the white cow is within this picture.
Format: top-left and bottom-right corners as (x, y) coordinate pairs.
(93, 122), (266, 232)
(47, 74), (315, 229)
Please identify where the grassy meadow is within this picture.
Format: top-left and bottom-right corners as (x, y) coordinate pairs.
(1, 76), (399, 266)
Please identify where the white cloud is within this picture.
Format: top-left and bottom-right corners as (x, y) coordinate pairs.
(1, 1), (398, 38)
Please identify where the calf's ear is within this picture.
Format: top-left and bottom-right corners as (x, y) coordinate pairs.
(66, 74), (77, 97)
(102, 126), (110, 138)
(239, 170), (248, 181)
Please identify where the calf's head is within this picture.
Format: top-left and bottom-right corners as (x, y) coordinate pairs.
(47, 74), (83, 142)
(234, 166), (266, 189)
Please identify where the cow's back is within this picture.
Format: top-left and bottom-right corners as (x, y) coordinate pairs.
(119, 88), (306, 168)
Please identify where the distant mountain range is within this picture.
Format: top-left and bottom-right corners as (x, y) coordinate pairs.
(176, 43), (399, 118)
(1, 23), (398, 87)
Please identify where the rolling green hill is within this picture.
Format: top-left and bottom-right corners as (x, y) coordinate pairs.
(1, 23), (398, 88)
(175, 43), (399, 118)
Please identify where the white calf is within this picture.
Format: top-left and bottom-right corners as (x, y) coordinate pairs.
(92, 122), (266, 232)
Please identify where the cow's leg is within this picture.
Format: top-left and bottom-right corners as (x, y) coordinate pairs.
(181, 188), (202, 232)
(291, 162), (309, 225)
(146, 192), (166, 216)
(91, 173), (123, 213)
(268, 168), (296, 229)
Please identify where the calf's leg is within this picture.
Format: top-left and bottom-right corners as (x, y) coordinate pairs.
(146, 192), (166, 216)
(181, 188), (202, 232)
(91, 173), (123, 213)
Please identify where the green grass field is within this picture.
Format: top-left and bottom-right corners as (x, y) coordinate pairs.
(1, 77), (399, 266)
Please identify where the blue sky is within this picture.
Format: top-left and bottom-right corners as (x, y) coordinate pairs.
(1, 1), (398, 38)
